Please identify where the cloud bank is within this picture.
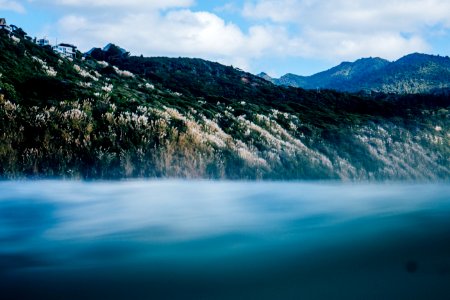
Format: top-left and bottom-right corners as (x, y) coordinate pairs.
(0, 0), (25, 13)
(12, 0), (450, 72)
(55, 11), (284, 70)
(243, 0), (450, 60)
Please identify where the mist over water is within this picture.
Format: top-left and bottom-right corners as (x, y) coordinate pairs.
(1, 181), (450, 299)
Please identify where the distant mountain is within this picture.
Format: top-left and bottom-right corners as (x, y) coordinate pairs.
(262, 54), (450, 94)
(257, 72), (276, 83)
(102, 43), (127, 54)
(85, 43), (129, 58)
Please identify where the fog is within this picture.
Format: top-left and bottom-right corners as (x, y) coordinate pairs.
(1, 181), (449, 299)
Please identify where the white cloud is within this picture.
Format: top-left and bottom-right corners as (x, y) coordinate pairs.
(38, 0), (194, 9)
(243, 0), (450, 29)
(299, 30), (429, 60)
(214, 3), (241, 14)
(28, 0), (317, 71)
(243, 0), (301, 23)
(242, 0), (450, 62)
(57, 15), (88, 31)
(55, 10), (288, 71)
(24, 0), (450, 74)
(0, 0), (26, 13)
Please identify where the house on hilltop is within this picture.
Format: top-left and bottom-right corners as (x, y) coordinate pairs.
(0, 18), (12, 33)
(36, 38), (50, 47)
(52, 43), (77, 58)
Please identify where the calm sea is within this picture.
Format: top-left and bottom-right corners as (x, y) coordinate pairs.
(1, 181), (449, 299)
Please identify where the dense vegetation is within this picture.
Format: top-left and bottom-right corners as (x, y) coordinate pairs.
(265, 54), (450, 94)
(1, 31), (449, 180)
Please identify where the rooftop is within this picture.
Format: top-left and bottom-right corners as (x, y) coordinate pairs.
(58, 43), (77, 48)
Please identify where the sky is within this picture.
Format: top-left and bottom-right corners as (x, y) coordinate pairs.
(1, 0), (450, 77)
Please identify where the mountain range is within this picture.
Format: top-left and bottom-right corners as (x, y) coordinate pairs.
(259, 53), (450, 94)
(0, 26), (449, 180)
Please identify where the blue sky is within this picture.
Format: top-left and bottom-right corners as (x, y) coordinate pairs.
(1, 0), (450, 76)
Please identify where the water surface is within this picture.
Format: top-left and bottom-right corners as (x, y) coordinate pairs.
(1, 181), (449, 299)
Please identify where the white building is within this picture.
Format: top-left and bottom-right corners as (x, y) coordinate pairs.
(36, 38), (50, 47)
(52, 43), (77, 58)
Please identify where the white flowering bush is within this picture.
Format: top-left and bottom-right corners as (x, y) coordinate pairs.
(32, 56), (57, 77)
(74, 64), (99, 81)
(10, 35), (20, 44)
(63, 108), (87, 121)
(102, 84), (113, 93)
(113, 66), (135, 78)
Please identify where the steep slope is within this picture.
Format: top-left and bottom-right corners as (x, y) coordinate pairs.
(267, 54), (450, 93)
(0, 35), (449, 180)
(367, 53), (450, 93)
(257, 72), (276, 84)
(90, 49), (276, 103)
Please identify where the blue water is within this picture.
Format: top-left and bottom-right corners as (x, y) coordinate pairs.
(1, 181), (450, 299)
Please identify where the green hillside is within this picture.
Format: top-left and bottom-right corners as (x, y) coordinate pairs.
(0, 30), (449, 180)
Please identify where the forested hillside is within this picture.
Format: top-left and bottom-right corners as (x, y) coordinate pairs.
(1, 32), (449, 180)
(265, 54), (450, 94)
